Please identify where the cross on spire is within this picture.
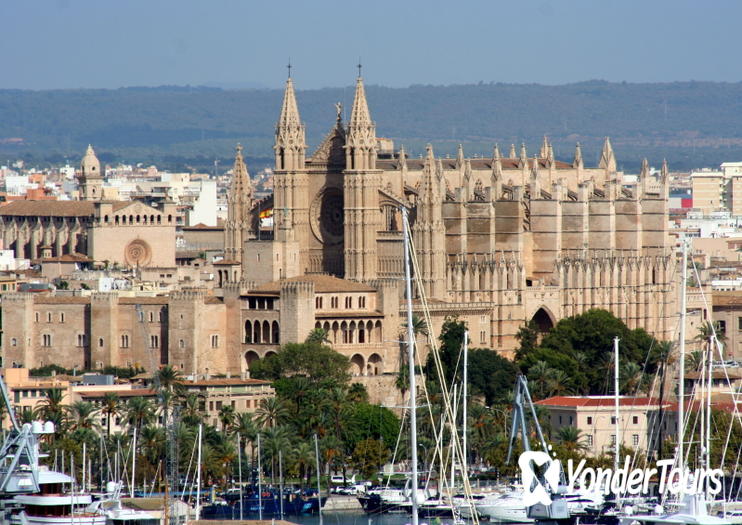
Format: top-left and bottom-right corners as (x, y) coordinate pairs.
(287, 59), (292, 79)
(357, 59), (362, 78)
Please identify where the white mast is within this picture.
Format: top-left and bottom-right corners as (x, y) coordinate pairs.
(462, 331), (469, 481)
(705, 336), (713, 498)
(678, 241), (688, 475)
(257, 433), (263, 521)
(130, 427), (136, 498)
(402, 207), (419, 525)
(614, 336), (620, 473)
(195, 424), (202, 520)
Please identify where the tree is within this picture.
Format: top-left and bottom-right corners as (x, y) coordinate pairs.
(180, 393), (204, 426)
(305, 328), (330, 345)
(350, 438), (390, 478)
(403, 314), (429, 338)
(67, 401), (98, 431)
(255, 397), (289, 429)
(251, 342), (351, 386)
(556, 426), (589, 455)
(126, 397), (155, 432)
(515, 320), (539, 359)
(467, 348), (518, 406)
(218, 404), (236, 432)
(36, 388), (67, 431)
(100, 392), (121, 437)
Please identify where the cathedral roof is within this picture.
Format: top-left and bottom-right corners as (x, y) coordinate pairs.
(0, 200), (96, 217)
(251, 274), (375, 294)
(376, 157), (571, 171)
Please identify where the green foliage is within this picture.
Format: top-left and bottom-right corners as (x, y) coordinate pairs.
(251, 342), (350, 386)
(467, 348), (518, 406)
(350, 438), (390, 479)
(347, 403), (400, 452)
(516, 309), (662, 396)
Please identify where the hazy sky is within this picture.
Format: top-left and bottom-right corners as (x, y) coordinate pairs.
(2, 0), (740, 90)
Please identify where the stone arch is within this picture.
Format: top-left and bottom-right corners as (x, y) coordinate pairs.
(374, 320), (383, 341)
(341, 321), (348, 343)
(358, 322), (366, 343)
(368, 353), (383, 376)
(244, 350), (260, 376)
(262, 320), (270, 343)
(272, 321), (280, 344)
(253, 320), (261, 343)
(531, 306), (556, 333)
(350, 354), (365, 376)
(366, 321), (373, 343)
(264, 350), (277, 359)
(244, 320), (253, 343)
(349, 321), (356, 344)
(331, 321), (339, 344)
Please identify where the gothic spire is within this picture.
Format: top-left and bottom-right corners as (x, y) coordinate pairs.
(275, 76), (306, 170)
(598, 137), (617, 172)
(573, 142), (584, 169)
(509, 144), (517, 159)
(229, 144), (252, 200)
(493, 143), (501, 161)
(492, 144), (503, 180)
(349, 75), (373, 130)
(456, 143), (465, 168)
(540, 135), (550, 158)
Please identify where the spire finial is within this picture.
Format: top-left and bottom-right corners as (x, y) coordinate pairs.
(357, 58), (362, 78)
(287, 58), (292, 79)
(236, 143), (243, 154)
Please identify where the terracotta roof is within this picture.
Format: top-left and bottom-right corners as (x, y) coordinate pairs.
(0, 200), (95, 217)
(34, 296), (90, 304)
(251, 274), (375, 294)
(536, 396), (665, 408)
(78, 388), (157, 399)
(183, 223), (223, 231)
(213, 259), (240, 265)
(38, 253), (92, 263)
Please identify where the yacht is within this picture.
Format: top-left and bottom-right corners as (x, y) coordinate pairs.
(9, 469), (107, 525)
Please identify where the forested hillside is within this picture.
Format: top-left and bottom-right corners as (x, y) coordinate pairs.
(2, 80), (741, 171)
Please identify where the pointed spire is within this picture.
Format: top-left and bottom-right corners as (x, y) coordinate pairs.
(509, 144), (517, 159)
(493, 143), (501, 161)
(540, 136), (550, 158)
(275, 76), (306, 170)
(349, 75), (372, 129)
(573, 142), (584, 169)
(599, 137), (617, 172)
(547, 144), (555, 166)
(661, 158), (669, 179)
(519, 143), (528, 166)
(492, 143), (503, 181)
(277, 77), (302, 131)
(230, 144), (252, 199)
(640, 157), (649, 178)
(456, 144), (465, 168)
(398, 145), (407, 166)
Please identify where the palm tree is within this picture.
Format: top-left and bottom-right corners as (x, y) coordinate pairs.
(403, 314), (429, 339)
(527, 361), (552, 399)
(305, 328), (331, 345)
(218, 404), (236, 432)
(557, 426), (589, 454)
(157, 365), (181, 392)
(232, 412), (258, 466)
(292, 441), (315, 483)
(126, 397), (155, 433)
(255, 397), (289, 429)
(67, 401), (98, 431)
(654, 340), (674, 461)
(180, 394), (204, 426)
(546, 369), (571, 396)
(36, 388), (66, 430)
(100, 392), (120, 437)
(347, 383), (369, 404)
(261, 426), (292, 483)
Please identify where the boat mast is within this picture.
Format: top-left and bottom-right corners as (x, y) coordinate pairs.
(195, 424), (202, 520)
(462, 331), (469, 481)
(314, 433), (323, 525)
(130, 427), (136, 498)
(678, 241), (688, 476)
(258, 433), (263, 521)
(705, 335), (713, 499)
(614, 336), (620, 473)
(402, 206), (419, 525)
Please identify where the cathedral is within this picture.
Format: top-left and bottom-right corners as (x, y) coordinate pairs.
(223, 73), (676, 360)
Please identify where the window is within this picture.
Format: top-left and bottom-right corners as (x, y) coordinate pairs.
(11, 338), (17, 347)
(47, 312), (52, 323)
(569, 416), (573, 425)
(179, 339), (185, 348)
(718, 320), (726, 334)
(632, 415), (639, 425)
(98, 338), (104, 348)
(331, 296), (339, 308)
(316, 297), (323, 309)
(59, 313), (65, 323)
(559, 415), (562, 424)
(480, 330), (486, 344)
(610, 435), (616, 445)
(587, 416), (593, 425)
(359, 296), (366, 308)
(611, 416), (617, 424)
(137, 311), (144, 322)
(632, 434), (639, 447)
(35, 313), (39, 323)
(42, 334), (52, 347)
(150, 335), (159, 348)
(586, 435), (593, 447)
(345, 297), (352, 308)
(77, 334), (85, 347)
(121, 334), (129, 348)
(738, 316), (742, 331)
(211, 335), (219, 348)
(149, 312), (154, 322)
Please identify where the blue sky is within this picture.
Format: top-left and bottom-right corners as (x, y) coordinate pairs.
(2, 0), (739, 90)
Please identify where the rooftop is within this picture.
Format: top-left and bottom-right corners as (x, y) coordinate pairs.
(251, 274), (375, 294)
(536, 396), (666, 408)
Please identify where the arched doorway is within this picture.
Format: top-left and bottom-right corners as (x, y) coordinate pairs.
(244, 350), (260, 378)
(368, 353), (383, 376)
(350, 354), (365, 376)
(531, 307), (555, 333)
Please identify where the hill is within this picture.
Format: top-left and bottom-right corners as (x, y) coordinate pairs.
(2, 80), (742, 171)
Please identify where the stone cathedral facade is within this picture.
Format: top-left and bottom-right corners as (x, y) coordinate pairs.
(223, 74), (676, 364)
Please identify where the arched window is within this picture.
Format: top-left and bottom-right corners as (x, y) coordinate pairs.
(253, 321), (261, 343)
(272, 321), (280, 344)
(211, 334), (219, 348)
(245, 320), (253, 343)
(99, 337), (104, 348)
(262, 320), (270, 343)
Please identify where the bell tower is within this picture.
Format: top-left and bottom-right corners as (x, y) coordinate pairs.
(79, 144), (103, 201)
(343, 72), (381, 282)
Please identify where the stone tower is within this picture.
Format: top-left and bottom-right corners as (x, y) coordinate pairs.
(273, 76), (308, 245)
(412, 145), (447, 300)
(79, 144), (103, 201)
(224, 144), (253, 264)
(343, 75), (381, 282)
